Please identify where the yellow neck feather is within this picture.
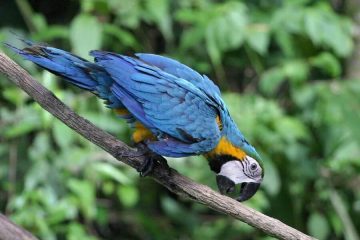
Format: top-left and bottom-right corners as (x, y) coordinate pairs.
(206, 137), (246, 160)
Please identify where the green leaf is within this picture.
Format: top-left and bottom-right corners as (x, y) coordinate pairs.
(274, 117), (308, 141)
(246, 24), (270, 55)
(180, 26), (205, 50)
(67, 223), (97, 240)
(213, 17), (231, 50)
(206, 25), (221, 65)
(109, 0), (141, 28)
(225, 4), (247, 49)
(103, 24), (139, 49)
(273, 30), (295, 57)
(260, 67), (286, 95)
(145, 0), (173, 41)
(330, 189), (360, 240)
(272, 5), (304, 34)
(52, 120), (74, 148)
(2, 88), (26, 106)
(262, 160), (281, 196)
(283, 60), (309, 84)
(117, 185), (139, 208)
(304, 6), (353, 57)
(33, 25), (69, 41)
(92, 162), (131, 184)
(3, 109), (42, 138)
(310, 52), (341, 77)
(205, 2), (248, 65)
(47, 198), (77, 225)
(324, 20), (353, 57)
(292, 85), (317, 109)
(308, 213), (330, 240)
(32, 14), (48, 31)
(102, 181), (115, 195)
(82, 111), (126, 134)
(70, 14), (102, 59)
(304, 9), (323, 45)
(67, 179), (96, 219)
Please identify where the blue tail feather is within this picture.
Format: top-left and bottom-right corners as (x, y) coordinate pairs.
(7, 42), (115, 103)
(7, 42), (98, 91)
(6, 40), (139, 122)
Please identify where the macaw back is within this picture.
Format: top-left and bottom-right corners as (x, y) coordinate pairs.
(7, 41), (260, 161)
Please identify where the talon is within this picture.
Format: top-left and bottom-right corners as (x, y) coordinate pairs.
(135, 142), (154, 176)
(139, 156), (155, 177)
(139, 155), (170, 177)
(134, 142), (170, 177)
(155, 155), (169, 169)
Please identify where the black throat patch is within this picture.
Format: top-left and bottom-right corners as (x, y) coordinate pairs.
(207, 155), (236, 173)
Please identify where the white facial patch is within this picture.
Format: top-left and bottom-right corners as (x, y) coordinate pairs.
(218, 160), (258, 184)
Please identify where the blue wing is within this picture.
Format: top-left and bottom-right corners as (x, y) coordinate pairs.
(8, 41), (258, 159)
(136, 54), (222, 102)
(91, 51), (222, 156)
(134, 54), (261, 157)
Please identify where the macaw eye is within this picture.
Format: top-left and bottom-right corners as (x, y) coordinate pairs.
(250, 163), (257, 171)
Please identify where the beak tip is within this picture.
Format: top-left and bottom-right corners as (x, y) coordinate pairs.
(216, 176), (261, 202)
(237, 182), (261, 202)
(236, 196), (246, 202)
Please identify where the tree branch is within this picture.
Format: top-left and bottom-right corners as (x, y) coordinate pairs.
(0, 214), (38, 240)
(0, 52), (315, 240)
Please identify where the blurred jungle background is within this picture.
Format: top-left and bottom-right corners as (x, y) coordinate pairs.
(0, 0), (360, 239)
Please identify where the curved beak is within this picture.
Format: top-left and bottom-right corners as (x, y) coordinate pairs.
(236, 182), (260, 202)
(216, 175), (261, 202)
(216, 175), (235, 194)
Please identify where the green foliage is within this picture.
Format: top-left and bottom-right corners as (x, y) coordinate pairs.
(70, 14), (103, 59)
(1, 0), (359, 239)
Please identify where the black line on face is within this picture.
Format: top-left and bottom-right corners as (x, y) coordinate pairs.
(240, 158), (253, 179)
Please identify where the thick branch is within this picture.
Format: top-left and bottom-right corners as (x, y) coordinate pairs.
(0, 214), (38, 240)
(0, 52), (315, 240)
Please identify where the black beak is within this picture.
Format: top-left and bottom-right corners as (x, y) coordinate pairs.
(216, 175), (235, 194)
(237, 182), (260, 202)
(216, 175), (260, 202)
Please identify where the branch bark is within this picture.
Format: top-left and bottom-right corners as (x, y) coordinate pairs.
(0, 52), (316, 240)
(0, 214), (38, 240)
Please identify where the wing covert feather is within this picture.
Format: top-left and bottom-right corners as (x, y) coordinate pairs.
(91, 51), (221, 155)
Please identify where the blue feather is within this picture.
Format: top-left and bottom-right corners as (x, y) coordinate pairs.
(7, 41), (261, 161)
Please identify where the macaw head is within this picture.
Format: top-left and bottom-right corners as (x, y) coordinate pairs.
(207, 138), (263, 202)
(214, 155), (263, 202)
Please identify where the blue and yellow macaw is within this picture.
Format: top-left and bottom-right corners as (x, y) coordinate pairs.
(8, 40), (263, 201)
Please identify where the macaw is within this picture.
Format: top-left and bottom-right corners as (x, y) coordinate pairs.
(7, 40), (263, 201)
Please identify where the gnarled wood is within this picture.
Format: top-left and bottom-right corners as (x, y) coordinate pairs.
(0, 52), (316, 240)
(0, 214), (38, 240)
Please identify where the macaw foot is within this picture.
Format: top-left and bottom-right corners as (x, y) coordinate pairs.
(139, 154), (155, 177)
(135, 142), (169, 177)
